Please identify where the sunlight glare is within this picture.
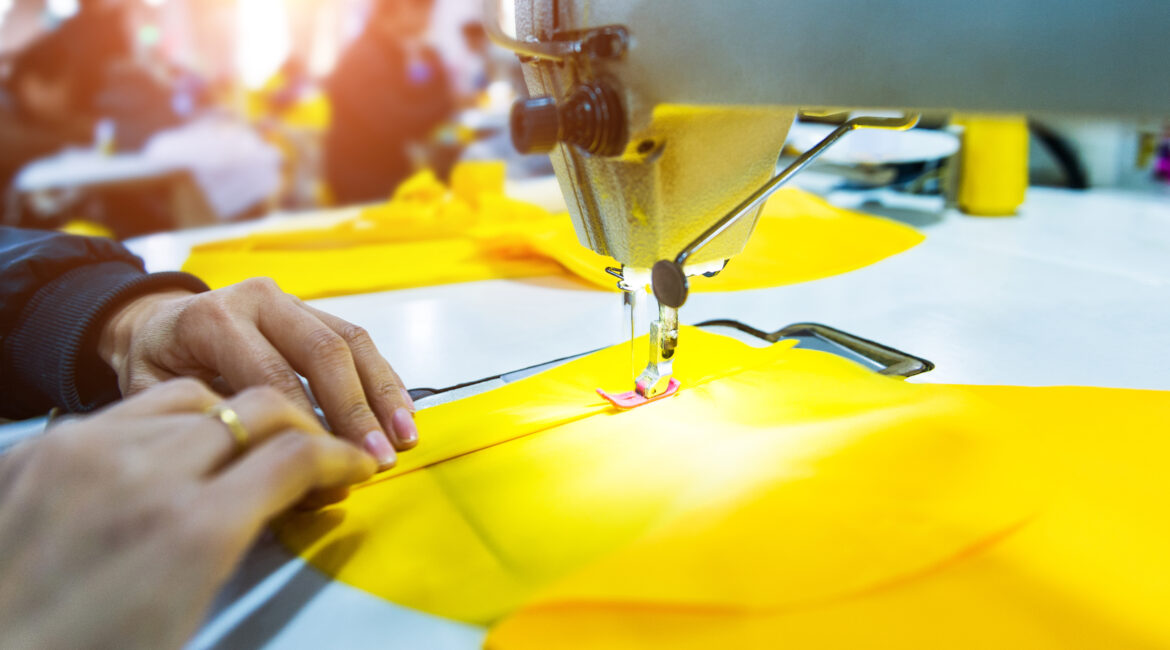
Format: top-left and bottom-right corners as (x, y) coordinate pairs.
(236, 0), (291, 89)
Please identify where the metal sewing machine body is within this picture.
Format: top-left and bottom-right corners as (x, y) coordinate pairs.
(489, 0), (1170, 394)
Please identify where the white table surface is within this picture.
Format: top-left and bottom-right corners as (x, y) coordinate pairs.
(130, 177), (1170, 394)
(14, 118), (285, 220)
(10, 175), (1170, 648)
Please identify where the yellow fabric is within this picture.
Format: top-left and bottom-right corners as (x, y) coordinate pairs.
(277, 328), (774, 623)
(183, 169), (565, 298)
(275, 327), (1170, 648)
(527, 188), (925, 291)
(58, 220), (114, 239)
(182, 165), (923, 299)
(246, 70), (332, 130)
(280, 93), (332, 131)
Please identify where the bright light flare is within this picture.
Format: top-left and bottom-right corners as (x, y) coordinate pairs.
(47, 0), (79, 19)
(236, 0), (291, 89)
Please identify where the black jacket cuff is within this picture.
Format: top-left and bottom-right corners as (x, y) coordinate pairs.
(5, 262), (208, 416)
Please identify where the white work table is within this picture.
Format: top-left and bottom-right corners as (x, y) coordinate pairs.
(11, 178), (1170, 648)
(130, 179), (1170, 394)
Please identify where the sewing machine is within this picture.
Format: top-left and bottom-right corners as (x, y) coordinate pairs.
(486, 0), (1170, 400)
(2, 4), (1166, 647)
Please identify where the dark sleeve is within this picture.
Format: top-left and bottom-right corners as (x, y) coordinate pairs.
(0, 227), (208, 419)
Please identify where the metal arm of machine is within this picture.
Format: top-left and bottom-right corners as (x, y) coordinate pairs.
(483, 0), (629, 63)
(650, 112), (921, 311)
(637, 112), (919, 397)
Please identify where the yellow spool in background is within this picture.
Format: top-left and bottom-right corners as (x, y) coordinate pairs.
(955, 115), (1029, 217)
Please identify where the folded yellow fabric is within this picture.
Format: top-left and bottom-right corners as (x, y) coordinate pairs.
(183, 165), (923, 299)
(182, 168), (565, 298)
(275, 328), (1170, 648)
(527, 188), (926, 292)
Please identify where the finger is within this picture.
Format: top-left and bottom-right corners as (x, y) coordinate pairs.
(203, 431), (376, 530)
(296, 486), (351, 511)
(99, 378), (221, 420)
(209, 377), (235, 396)
(255, 299), (399, 469)
(211, 320), (317, 420)
(302, 304), (418, 452)
(160, 386), (330, 474)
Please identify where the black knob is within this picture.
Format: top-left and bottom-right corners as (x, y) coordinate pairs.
(511, 96), (561, 154)
(510, 81), (627, 157)
(652, 260), (689, 309)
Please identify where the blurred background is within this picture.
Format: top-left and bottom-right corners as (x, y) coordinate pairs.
(0, 0), (1164, 240)
(0, 0), (542, 238)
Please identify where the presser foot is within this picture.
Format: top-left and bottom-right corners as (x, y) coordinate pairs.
(597, 378), (681, 410)
(635, 362), (674, 398)
(598, 303), (681, 410)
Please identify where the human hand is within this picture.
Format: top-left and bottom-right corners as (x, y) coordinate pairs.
(0, 379), (375, 650)
(98, 278), (417, 469)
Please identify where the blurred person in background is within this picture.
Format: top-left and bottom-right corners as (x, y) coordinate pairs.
(324, 0), (454, 204)
(58, 0), (178, 150)
(56, 0), (133, 116)
(0, 31), (94, 193)
(0, 4), (183, 237)
(17, 0), (177, 150)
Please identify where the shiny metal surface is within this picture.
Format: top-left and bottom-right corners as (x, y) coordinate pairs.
(501, 0), (1169, 274)
(634, 301), (678, 397)
(509, 0), (1170, 114)
(507, 0), (795, 269)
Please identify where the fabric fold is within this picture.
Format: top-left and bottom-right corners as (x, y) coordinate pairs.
(276, 326), (1170, 647)
(183, 165), (924, 299)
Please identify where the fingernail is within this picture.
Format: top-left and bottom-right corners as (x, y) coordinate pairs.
(392, 408), (418, 445)
(400, 388), (416, 413)
(363, 431), (397, 469)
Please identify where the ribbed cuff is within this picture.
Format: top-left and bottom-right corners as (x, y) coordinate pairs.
(6, 263), (209, 415)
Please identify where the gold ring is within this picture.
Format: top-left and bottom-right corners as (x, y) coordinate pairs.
(205, 403), (250, 450)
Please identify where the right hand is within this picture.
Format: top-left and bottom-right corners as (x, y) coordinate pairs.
(98, 279), (418, 470)
(0, 379), (376, 650)
(95, 277), (418, 469)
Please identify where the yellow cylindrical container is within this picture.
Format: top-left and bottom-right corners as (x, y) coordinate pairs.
(955, 115), (1029, 216)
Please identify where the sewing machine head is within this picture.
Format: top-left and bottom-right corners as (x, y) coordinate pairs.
(501, 0), (794, 275)
(488, 0), (1169, 399)
(490, 0), (1169, 276)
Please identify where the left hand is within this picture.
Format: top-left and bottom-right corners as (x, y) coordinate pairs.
(0, 379), (377, 649)
(98, 278), (416, 469)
